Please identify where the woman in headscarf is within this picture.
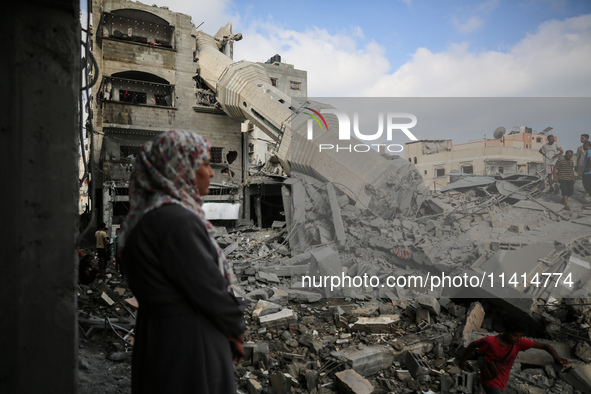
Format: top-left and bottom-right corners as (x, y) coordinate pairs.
(119, 129), (245, 393)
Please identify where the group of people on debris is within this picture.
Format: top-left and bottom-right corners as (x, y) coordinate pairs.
(80, 129), (570, 393)
(79, 224), (122, 285)
(539, 133), (591, 211)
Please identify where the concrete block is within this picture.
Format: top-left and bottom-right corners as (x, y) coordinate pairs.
(269, 288), (289, 305)
(246, 378), (262, 394)
(418, 295), (441, 316)
(253, 342), (269, 365)
(259, 309), (297, 329)
(331, 346), (395, 377)
(508, 224), (525, 233)
(416, 307), (430, 329)
(335, 369), (374, 394)
(252, 300), (282, 321)
(349, 315), (400, 334)
(404, 351), (430, 378)
(455, 371), (474, 393)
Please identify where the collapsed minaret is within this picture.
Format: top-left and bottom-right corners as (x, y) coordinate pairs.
(196, 26), (428, 217)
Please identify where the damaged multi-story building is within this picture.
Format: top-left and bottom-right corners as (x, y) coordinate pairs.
(89, 0), (246, 234)
(406, 127), (549, 190)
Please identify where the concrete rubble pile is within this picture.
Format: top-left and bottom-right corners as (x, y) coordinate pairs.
(76, 170), (591, 393)
(223, 171), (591, 393)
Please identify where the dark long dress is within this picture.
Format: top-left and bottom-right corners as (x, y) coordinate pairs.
(122, 204), (245, 393)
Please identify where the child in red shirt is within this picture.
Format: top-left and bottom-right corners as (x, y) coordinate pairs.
(459, 318), (568, 394)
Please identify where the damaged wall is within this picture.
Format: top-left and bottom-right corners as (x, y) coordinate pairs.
(1, 0), (80, 392)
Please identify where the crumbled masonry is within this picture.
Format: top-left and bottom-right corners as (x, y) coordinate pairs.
(79, 173), (591, 393)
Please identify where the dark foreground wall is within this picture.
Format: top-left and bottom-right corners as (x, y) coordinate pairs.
(1, 1), (80, 392)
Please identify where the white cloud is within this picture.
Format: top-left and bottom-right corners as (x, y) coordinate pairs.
(363, 14), (591, 96)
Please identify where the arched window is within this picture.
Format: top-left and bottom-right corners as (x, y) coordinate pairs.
(102, 71), (173, 107)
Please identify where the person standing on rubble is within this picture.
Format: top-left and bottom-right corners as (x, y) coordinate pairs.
(119, 129), (245, 394)
(554, 150), (575, 211)
(94, 222), (108, 279)
(459, 318), (568, 394)
(539, 135), (563, 192)
(575, 134), (589, 176)
(582, 141), (591, 204)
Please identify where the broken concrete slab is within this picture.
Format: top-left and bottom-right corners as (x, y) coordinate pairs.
(331, 346), (394, 377)
(252, 300), (283, 321)
(391, 341), (434, 363)
(479, 243), (555, 292)
(463, 302), (485, 334)
(422, 197), (453, 214)
(349, 315), (400, 333)
(326, 183), (347, 247)
(258, 264), (309, 278)
(223, 242), (239, 255)
(308, 246), (343, 297)
(245, 289), (269, 302)
(256, 271), (280, 283)
(335, 369), (374, 394)
(560, 363), (591, 393)
(259, 309), (297, 329)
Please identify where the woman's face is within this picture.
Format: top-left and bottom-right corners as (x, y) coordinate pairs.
(196, 155), (214, 196)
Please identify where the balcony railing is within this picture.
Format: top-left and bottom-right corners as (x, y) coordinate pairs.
(98, 76), (174, 108)
(98, 11), (174, 49)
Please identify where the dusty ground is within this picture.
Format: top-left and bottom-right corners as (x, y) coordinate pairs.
(78, 335), (132, 393)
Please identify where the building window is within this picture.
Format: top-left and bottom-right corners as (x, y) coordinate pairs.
(436, 168), (445, 177)
(424, 170), (427, 175)
(270, 78), (278, 87)
(413, 157), (417, 164)
(461, 164), (473, 174)
(119, 90), (146, 104)
(536, 137), (542, 143)
(153, 94), (169, 106)
(210, 147), (223, 164)
(120, 145), (142, 159)
(498, 167), (504, 174)
(290, 81), (300, 90)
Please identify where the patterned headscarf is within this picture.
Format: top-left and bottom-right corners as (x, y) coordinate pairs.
(119, 129), (236, 287)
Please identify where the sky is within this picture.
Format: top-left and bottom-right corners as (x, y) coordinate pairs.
(82, 0), (591, 149)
